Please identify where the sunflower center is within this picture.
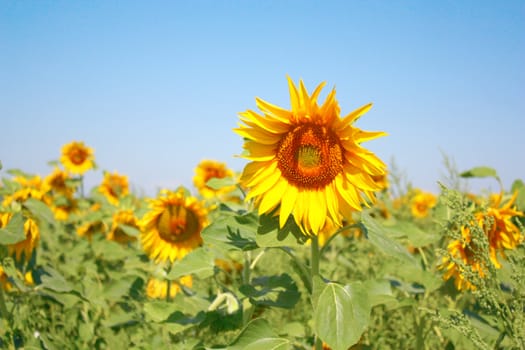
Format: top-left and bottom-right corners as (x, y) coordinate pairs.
(157, 204), (200, 243)
(70, 148), (87, 165)
(276, 124), (343, 189)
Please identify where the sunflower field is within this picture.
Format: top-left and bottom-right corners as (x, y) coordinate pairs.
(1, 79), (524, 350)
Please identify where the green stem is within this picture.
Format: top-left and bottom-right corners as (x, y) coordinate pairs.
(166, 280), (172, 301)
(311, 235), (323, 350)
(0, 287), (8, 319)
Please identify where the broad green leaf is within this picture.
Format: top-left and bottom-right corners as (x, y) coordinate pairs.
(40, 266), (72, 292)
(460, 166), (498, 179)
(256, 214), (306, 248)
(226, 318), (291, 350)
(202, 211), (258, 251)
(91, 238), (130, 261)
(239, 273), (300, 309)
(166, 247), (216, 280)
(23, 198), (56, 226)
(314, 282), (370, 350)
(386, 220), (439, 248)
(118, 223), (141, 237)
(0, 212), (26, 245)
(206, 177), (237, 190)
(144, 301), (180, 322)
(362, 279), (397, 307)
(511, 179), (525, 211)
(103, 275), (139, 301)
(361, 213), (418, 265)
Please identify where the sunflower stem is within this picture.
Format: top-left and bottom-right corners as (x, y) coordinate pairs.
(310, 235), (323, 350)
(0, 287), (9, 319)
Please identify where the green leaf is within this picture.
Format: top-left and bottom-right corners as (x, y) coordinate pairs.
(144, 301), (180, 322)
(202, 211), (258, 251)
(387, 220), (439, 248)
(314, 282), (370, 350)
(511, 179), (525, 211)
(23, 198), (56, 226)
(0, 212), (26, 245)
(226, 318), (291, 350)
(255, 213), (306, 248)
(239, 273), (300, 309)
(40, 266), (72, 292)
(360, 213), (418, 266)
(460, 166), (499, 179)
(118, 224), (141, 237)
(166, 247), (216, 280)
(103, 275), (138, 301)
(206, 177), (237, 190)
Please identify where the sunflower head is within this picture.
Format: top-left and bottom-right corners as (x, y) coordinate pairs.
(98, 171), (130, 205)
(234, 77), (387, 235)
(478, 191), (524, 267)
(2, 175), (47, 207)
(140, 189), (208, 263)
(1, 212), (40, 263)
(410, 191), (437, 218)
(193, 160), (237, 199)
(438, 225), (488, 291)
(107, 209), (139, 244)
(60, 141), (95, 175)
(44, 168), (76, 196)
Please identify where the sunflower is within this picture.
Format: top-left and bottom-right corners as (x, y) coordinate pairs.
(193, 160), (237, 199)
(2, 175), (47, 207)
(77, 220), (107, 241)
(439, 226), (487, 291)
(107, 209), (139, 244)
(234, 77), (387, 234)
(60, 141), (95, 175)
(44, 167), (75, 196)
(0, 266), (13, 292)
(481, 192), (523, 268)
(140, 189), (208, 263)
(98, 171), (129, 205)
(0, 212), (40, 262)
(410, 191), (437, 218)
(146, 275), (193, 299)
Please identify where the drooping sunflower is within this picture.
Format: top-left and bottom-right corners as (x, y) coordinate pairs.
(140, 189), (208, 263)
(193, 160), (237, 199)
(0, 212), (40, 262)
(60, 141), (95, 175)
(98, 171), (129, 205)
(146, 275), (193, 299)
(44, 167), (76, 196)
(410, 190), (437, 218)
(234, 77), (387, 234)
(107, 209), (139, 244)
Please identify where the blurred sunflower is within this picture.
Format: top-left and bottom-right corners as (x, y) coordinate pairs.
(439, 226), (487, 291)
(193, 160), (237, 199)
(2, 175), (47, 207)
(98, 171), (129, 205)
(0, 212), (40, 262)
(140, 189), (208, 263)
(77, 220), (107, 241)
(60, 141), (95, 175)
(0, 266), (13, 291)
(146, 275), (193, 299)
(481, 192), (523, 268)
(44, 167), (76, 196)
(43, 168), (78, 220)
(234, 77), (387, 234)
(107, 209), (139, 244)
(410, 191), (437, 218)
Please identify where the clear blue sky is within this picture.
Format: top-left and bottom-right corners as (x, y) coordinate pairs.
(1, 1), (524, 196)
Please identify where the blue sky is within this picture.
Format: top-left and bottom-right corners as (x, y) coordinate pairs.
(1, 1), (524, 196)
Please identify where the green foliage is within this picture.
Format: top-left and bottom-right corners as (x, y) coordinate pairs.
(1, 164), (524, 349)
